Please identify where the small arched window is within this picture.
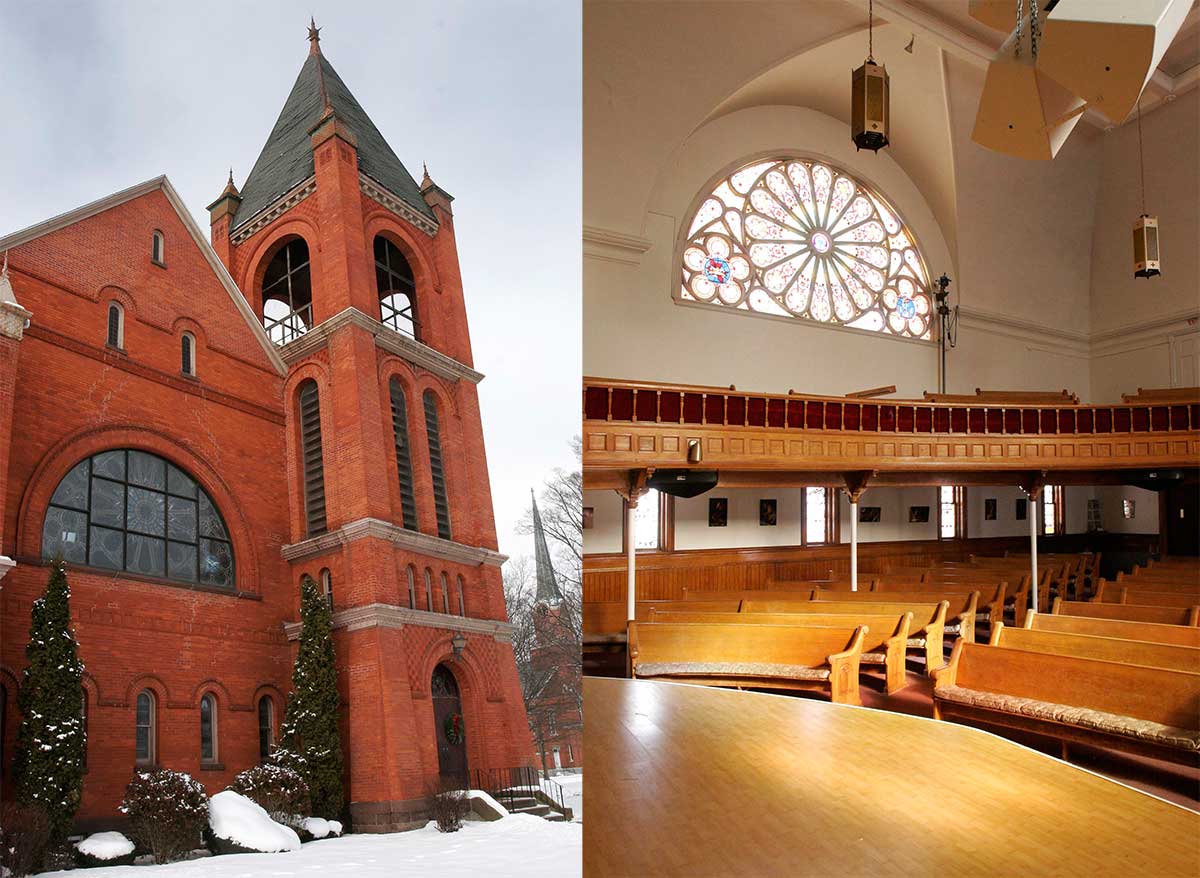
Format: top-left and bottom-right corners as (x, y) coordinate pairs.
(297, 380), (327, 536)
(680, 156), (933, 339)
(374, 236), (418, 339)
(258, 696), (275, 760)
(388, 379), (419, 530)
(181, 332), (196, 377)
(107, 302), (124, 349)
(422, 391), (452, 540)
(41, 449), (235, 588)
(199, 693), (218, 764)
(440, 572), (450, 614)
(151, 230), (165, 266)
(456, 575), (466, 617)
(424, 568), (433, 611)
(136, 690), (156, 765)
(320, 568), (334, 610)
(406, 564), (417, 610)
(262, 238), (313, 345)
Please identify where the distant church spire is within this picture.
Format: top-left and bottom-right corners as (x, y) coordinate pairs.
(531, 490), (562, 605)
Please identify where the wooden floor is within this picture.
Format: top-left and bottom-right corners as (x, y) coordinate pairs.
(583, 677), (1200, 877)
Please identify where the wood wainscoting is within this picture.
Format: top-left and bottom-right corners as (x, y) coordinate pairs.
(582, 533), (1160, 602)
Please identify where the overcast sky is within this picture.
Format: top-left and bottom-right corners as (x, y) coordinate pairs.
(0, 1), (581, 563)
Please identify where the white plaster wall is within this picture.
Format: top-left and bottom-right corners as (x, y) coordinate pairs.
(837, 487), (940, 544)
(583, 489), (623, 554)
(966, 486), (1029, 538)
(674, 488), (804, 550)
(1093, 486), (1161, 534)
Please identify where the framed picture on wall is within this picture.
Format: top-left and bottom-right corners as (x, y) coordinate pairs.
(1123, 499), (1136, 519)
(708, 497), (728, 527)
(984, 498), (997, 521)
(1015, 498), (1028, 521)
(759, 499), (777, 527)
(908, 506), (929, 523)
(860, 506), (881, 523)
(583, 506), (594, 530)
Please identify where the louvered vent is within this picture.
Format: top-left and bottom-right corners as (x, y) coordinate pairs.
(389, 378), (419, 530)
(298, 380), (327, 536)
(423, 390), (452, 540)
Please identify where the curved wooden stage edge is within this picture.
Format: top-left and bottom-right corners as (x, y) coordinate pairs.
(583, 677), (1200, 877)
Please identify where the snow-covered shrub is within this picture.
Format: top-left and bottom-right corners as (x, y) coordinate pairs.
(227, 763), (310, 829)
(121, 769), (209, 863)
(428, 783), (468, 833)
(0, 801), (51, 877)
(75, 831), (136, 868)
(207, 791), (301, 854)
(300, 816), (343, 839)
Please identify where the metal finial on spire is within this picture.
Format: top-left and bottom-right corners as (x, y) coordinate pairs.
(307, 17), (322, 54)
(227, 167), (234, 186)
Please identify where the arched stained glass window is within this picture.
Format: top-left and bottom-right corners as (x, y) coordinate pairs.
(258, 696), (275, 760)
(680, 157), (932, 339)
(41, 449), (235, 589)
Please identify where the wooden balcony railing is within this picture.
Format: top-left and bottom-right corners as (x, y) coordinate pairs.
(582, 377), (1200, 473)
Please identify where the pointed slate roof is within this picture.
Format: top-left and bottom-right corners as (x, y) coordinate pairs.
(232, 49), (435, 231)
(531, 491), (563, 605)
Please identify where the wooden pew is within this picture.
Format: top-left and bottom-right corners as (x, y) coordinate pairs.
(584, 600), (743, 642)
(649, 607), (914, 694)
(628, 621), (868, 705)
(990, 622), (1200, 673)
(1025, 611), (1200, 647)
(1092, 585), (1200, 608)
(812, 588), (978, 646)
(875, 580), (1009, 629)
(931, 642), (1200, 766)
(1051, 597), (1200, 627)
(742, 599), (949, 673)
(1093, 578), (1200, 600)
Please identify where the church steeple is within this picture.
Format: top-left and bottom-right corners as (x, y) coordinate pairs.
(532, 491), (563, 606)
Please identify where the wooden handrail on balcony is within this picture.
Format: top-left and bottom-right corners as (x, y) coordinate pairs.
(583, 376), (1199, 436)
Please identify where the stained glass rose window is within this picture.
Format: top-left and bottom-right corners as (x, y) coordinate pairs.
(680, 157), (932, 339)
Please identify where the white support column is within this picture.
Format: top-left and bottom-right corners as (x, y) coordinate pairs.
(626, 501), (637, 622)
(1029, 490), (1040, 613)
(850, 500), (859, 592)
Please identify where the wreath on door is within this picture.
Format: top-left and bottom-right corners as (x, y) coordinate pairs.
(443, 713), (465, 745)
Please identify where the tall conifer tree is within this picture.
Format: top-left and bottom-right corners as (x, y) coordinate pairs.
(12, 561), (86, 841)
(276, 574), (343, 818)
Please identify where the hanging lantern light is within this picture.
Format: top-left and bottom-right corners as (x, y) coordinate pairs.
(851, 0), (890, 152)
(1132, 101), (1160, 279)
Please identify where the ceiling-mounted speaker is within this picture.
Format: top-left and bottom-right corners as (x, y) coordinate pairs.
(1037, 0), (1192, 124)
(646, 469), (719, 499)
(972, 14), (1086, 160)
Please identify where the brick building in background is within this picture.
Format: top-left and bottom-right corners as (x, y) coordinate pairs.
(0, 25), (535, 832)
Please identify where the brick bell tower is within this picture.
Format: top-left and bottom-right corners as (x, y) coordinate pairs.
(208, 22), (535, 831)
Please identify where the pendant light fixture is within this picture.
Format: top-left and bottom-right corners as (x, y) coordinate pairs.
(851, 0), (890, 152)
(1132, 101), (1160, 279)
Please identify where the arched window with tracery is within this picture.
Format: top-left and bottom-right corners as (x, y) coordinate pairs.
(374, 237), (418, 339)
(262, 238), (313, 345)
(41, 449), (235, 588)
(680, 157), (932, 338)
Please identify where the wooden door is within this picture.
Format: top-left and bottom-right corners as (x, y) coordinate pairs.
(1164, 482), (1199, 557)
(431, 663), (468, 787)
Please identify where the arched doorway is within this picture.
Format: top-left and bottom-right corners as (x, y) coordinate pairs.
(431, 663), (468, 787)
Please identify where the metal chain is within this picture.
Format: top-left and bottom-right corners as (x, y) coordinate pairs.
(1030, 0), (1040, 59)
(1015, 0), (1024, 58)
(868, 0), (874, 61)
(1137, 100), (1147, 215)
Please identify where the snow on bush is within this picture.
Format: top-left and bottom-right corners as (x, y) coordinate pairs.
(301, 816), (342, 839)
(208, 791), (301, 853)
(227, 763), (310, 830)
(121, 769), (208, 864)
(76, 831), (134, 860)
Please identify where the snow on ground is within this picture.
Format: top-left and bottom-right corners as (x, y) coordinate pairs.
(552, 774), (583, 822)
(42, 813), (581, 878)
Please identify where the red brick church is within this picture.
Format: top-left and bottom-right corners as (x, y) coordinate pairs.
(0, 25), (535, 832)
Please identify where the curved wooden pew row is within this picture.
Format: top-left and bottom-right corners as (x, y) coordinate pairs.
(648, 607), (914, 693)
(811, 587), (978, 647)
(990, 621), (1200, 673)
(1052, 597), (1200, 626)
(628, 621), (868, 705)
(1025, 610), (1200, 647)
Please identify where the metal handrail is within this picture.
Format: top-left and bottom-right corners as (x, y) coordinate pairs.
(469, 766), (570, 818)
